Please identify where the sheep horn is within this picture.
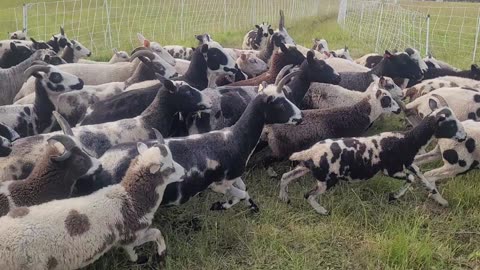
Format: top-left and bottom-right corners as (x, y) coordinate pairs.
(60, 26), (65, 36)
(47, 135), (76, 162)
(152, 128), (165, 145)
(23, 64), (50, 82)
(52, 111), (74, 136)
(431, 93), (449, 108)
(279, 10), (285, 30)
(276, 70), (301, 94)
(274, 64), (294, 85)
(130, 49), (156, 62)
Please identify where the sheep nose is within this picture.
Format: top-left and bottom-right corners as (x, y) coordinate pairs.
(87, 52), (92, 57)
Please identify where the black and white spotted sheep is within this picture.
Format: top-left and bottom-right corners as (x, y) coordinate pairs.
(242, 22), (274, 50)
(164, 45), (194, 60)
(0, 65), (84, 137)
(404, 76), (480, 101)
(279, 107), (466, 214)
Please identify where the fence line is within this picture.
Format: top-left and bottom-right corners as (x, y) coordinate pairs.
(2, 0), (323, 56)
(339, 0), (480, 67)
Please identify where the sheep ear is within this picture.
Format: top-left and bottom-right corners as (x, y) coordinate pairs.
(307, 50), (315, 64)
(137, 142), (148, 155)
(255, 24), (260, 29)
(60, 26), (65, 36)
(384, 50), (393, 58)
(201, 44), (209, 54)
(149, 164), (161, 174)
(137, 33), (145, 43)
(371, 74), (379, 81)
(10, 42), (17, 51)
(163, 80), (177, 93)
(143, 39), (150, 48)
(471, 64), (479, 71)
(268, 28), (274, 35)
(429, 98), (438, 110)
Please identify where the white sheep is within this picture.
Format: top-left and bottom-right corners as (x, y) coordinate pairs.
(0, 131), (185, 269)
(78, 48), (130, 64)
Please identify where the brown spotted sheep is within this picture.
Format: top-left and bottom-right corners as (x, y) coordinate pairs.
(404, 76), (480, 101)
(0, 132), (101, 217)
(0, 131), (185, 269)
(279, 107), (467, 214)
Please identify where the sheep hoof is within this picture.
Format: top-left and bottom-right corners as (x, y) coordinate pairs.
(136, 255), (149, 265)
(249, 200), (260, 213)
(153, 252), (167, 268)
(210, 202), (226, 211)
(388, 193), (397, 202)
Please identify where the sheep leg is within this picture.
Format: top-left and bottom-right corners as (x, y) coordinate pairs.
(407, 164), (449, 207)
(124, 228), (167, 263)
(234, 177), (260, 210)
(122, 245), (139, 262)
(234, 178), (246, 191)
(305, 181), (329, 215)
(211, 178), (259, 212)
(279, 166), (310, 203)
(424, 163), (468, 183)
(387, 171), (414, 201)
(414, 145), (441, 165)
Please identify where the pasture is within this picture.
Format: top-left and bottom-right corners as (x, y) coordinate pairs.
(1, 0), (480, 269)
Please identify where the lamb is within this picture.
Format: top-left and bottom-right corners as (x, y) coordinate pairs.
(0, 116), (101, 217)
(0, 64), (84, 137)
(75, 81), (302, 212)
(0, 79), (210, 180)
(9, 29), (27, 40)
(414, 119), (479, 183)
(78, 48), (130, 64)
(403, 76), (480, 101)
(253, 82), (401, 168)
(279, 107), (467, 214)
(14, 48), (176, 102)
(227, 43), (305, 87)
(312, 38), (329, 53)
(0, 49), (52, 106)
(338, 50), (423, 92)
(0, 132), (185, 269)
(405, 87), (480, 125)
(302, 75), (404, 110)
(242, 22), (275, 50)
(187, 51), (340, 134)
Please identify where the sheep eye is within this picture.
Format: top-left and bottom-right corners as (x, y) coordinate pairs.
(76, 46), (81, 50)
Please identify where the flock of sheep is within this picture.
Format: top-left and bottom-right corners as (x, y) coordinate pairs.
(0, 9), (479, 269)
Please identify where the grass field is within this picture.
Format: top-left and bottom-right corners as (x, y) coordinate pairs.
(1, 0), (480, 269)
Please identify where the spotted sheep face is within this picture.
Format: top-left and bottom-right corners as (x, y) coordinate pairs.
(254, 23), (274, 45)
(303, 51), (341, 85)
(30, 65), (84, 93)
(383, 50), (423, 82)
(52, 27), (69, 50)
(9, 29), (26, 40)
(201, 41), (237, 76)
(69, 40), (91, 58)
(136, 142), (185, 187)
(312, 38), (329, 53)
(373, 75), (403, 100)
(163, 80), (212, 114)
(332, 47), (353, 61)
(257, 82), (302, 125)
(373, 88), (401, 115)
(430, 107), (467, 142)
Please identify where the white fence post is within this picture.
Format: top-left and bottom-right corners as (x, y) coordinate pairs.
(337, 0), (347, 27)
(375, 3), (384, 53)
(474, 8), (480, 62)
(425, 14), (430, 56)
(180, 0), (185, 40)
(104, 0), (113, 49)
(22, 4), (28, 34)
(223, 0), (227, 32)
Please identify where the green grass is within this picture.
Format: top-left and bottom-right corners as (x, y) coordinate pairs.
(2, 0), (480, 269)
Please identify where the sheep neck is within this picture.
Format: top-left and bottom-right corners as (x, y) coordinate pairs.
(9, 147), (77, 206)
(285, 71), (310, 105)
(125, 62), (152, 87)
(33, 79), (56, 134)
(232, 96), (268, 161)
(61, 46), (74, 63)
(403, 115), (437, 155)
(182, 50), (208, 90)
(258, 36), (275, 63)
(4, 55), (37, 105)
(140, 88), (176, 135)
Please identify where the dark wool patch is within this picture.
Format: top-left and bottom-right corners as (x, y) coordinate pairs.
(459, 160), (467, 167)
(443, 149), (459, 165)
(47, 256), (58, 270)
(466, 138), (476, 153)
(474, 94), (480, 103)
(468, 112), (477, 120)
(159, 145), (168, 157)
(8, 207), (29, 218)
(330, 143), (341, 163)
(19, 162), (34, 180)
(65, 210), (91, 237)
(0, 194), (10, 217)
